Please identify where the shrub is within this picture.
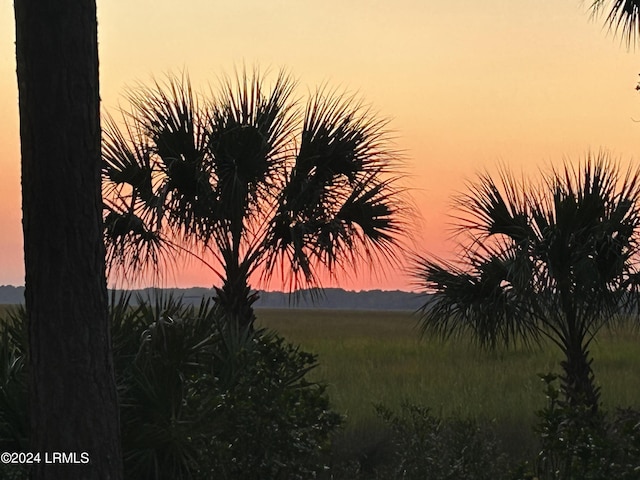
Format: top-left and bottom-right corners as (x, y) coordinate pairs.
(113, 295), (219, 480)
(376, 403), (511, 480)
(0, 307), (28, 480)
(0, 307), (28, 452)
(203, 329), (341, 479)
(116, 293), (342, 479)
(535, 373), (640, 480)
(0, 295), (341, 479)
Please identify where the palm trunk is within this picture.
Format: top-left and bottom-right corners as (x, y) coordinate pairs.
(558, 283), (600, 413)
(215, 211), (258, 330)
(14, 1), (123, 478)
(215, 265), (258, 330)
(560, 344), (600, 414)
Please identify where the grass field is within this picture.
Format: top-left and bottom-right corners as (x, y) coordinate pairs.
(256, 308), (640, 460)
(4, 303), (639, 464)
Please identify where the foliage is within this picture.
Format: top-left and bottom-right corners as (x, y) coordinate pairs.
(203, 329), (341, 479)
(115, 293), (341, 479)
(0, 295), (341, 480)
(535, 373), (640, 480)
(416, 157), (640, 410)
(375, 403), (511, 480)
(0, 307), (27, 452)
(591, 0), (640, 47)
(112, 294), (218, 480)
(102, 68), (407, 328)
(0, 307), (28, 480)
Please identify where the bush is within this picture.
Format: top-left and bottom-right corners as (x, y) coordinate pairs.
(376, 403), (511, 480)
(535, 373), (640, 480)
(116, 293), (342, 479)
(203, 329), (341, 479)
(0, 295), (341, 479)
(0, 307), (29, 480)
(113, 295), (220, 480)
(0, 307), (28, 452)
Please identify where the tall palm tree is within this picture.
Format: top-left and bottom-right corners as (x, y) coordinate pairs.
(103, 70), (406, 329)
(416, 157), (640, 412)
(14, 0), (123, 478)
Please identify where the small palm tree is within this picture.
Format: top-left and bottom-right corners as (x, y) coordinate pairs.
(416, 157), (640, 411)
(103, 69), (406, 329)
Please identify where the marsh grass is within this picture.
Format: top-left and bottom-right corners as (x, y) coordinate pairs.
(256, 308), (640, 462)
(3, 303), (638, 467)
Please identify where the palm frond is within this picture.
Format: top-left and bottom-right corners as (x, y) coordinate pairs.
(287, 87), (393, 203)
(207, 67), (298, 257)
(453, 169), (532, 246)
(128, 73), (216, 241)
(103, 74), (221, 282)
(415, 250), (541, 350)
(259, 88), (405, 291)
(103, 205), (174, 281)
(102, 111), (155, 205)
(591, 0), (640, 47)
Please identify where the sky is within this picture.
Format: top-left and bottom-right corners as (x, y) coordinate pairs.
(1, 1), (639, 291)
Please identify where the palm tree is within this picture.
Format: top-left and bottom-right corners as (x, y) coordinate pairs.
(416, 157), (640, 412)
(103, 70), (406, 329)
(591, 0), (640, 46)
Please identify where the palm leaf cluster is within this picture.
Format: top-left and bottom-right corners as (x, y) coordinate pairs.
(103, 69), (406, 326)
(417, 157), (640, 409)
(591, 0), (640, 46)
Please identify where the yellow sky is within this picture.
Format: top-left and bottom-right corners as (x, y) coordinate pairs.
(1, 1), (638, 290)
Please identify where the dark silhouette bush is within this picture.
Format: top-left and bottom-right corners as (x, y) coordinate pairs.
(0, 295), (341, 479)
(535, 373), (640, 480)
(375, 403), (511, 480)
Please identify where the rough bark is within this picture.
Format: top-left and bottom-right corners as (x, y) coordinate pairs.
(215, 275), (258, 331)
(560, 345), (601, 414)
(14, 1), (123, 479)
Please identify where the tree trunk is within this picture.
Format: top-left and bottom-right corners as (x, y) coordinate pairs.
(558, 286), (600, 413)
(215, 273), (258, 330)
(14, 1), (123, 479)
(560, 344), (600, 414)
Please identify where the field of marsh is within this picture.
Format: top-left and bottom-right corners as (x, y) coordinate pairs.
(257, 308), (640, 462)
(3, 302), (640, 478)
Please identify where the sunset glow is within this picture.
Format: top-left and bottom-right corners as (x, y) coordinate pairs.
(1, 1), (639, 291)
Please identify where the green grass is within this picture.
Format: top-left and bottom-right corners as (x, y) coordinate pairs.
(0, 305), (17, 315)
(256, 308), (640, 460)
(7, 303), (638, 424)
(5, 303), (639, 464)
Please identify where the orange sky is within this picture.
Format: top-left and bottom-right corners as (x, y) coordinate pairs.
(1, 1), (639, 291)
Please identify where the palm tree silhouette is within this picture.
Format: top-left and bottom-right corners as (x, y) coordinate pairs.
(416, 157), (640, 411)
(103, 69), (406, 329)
